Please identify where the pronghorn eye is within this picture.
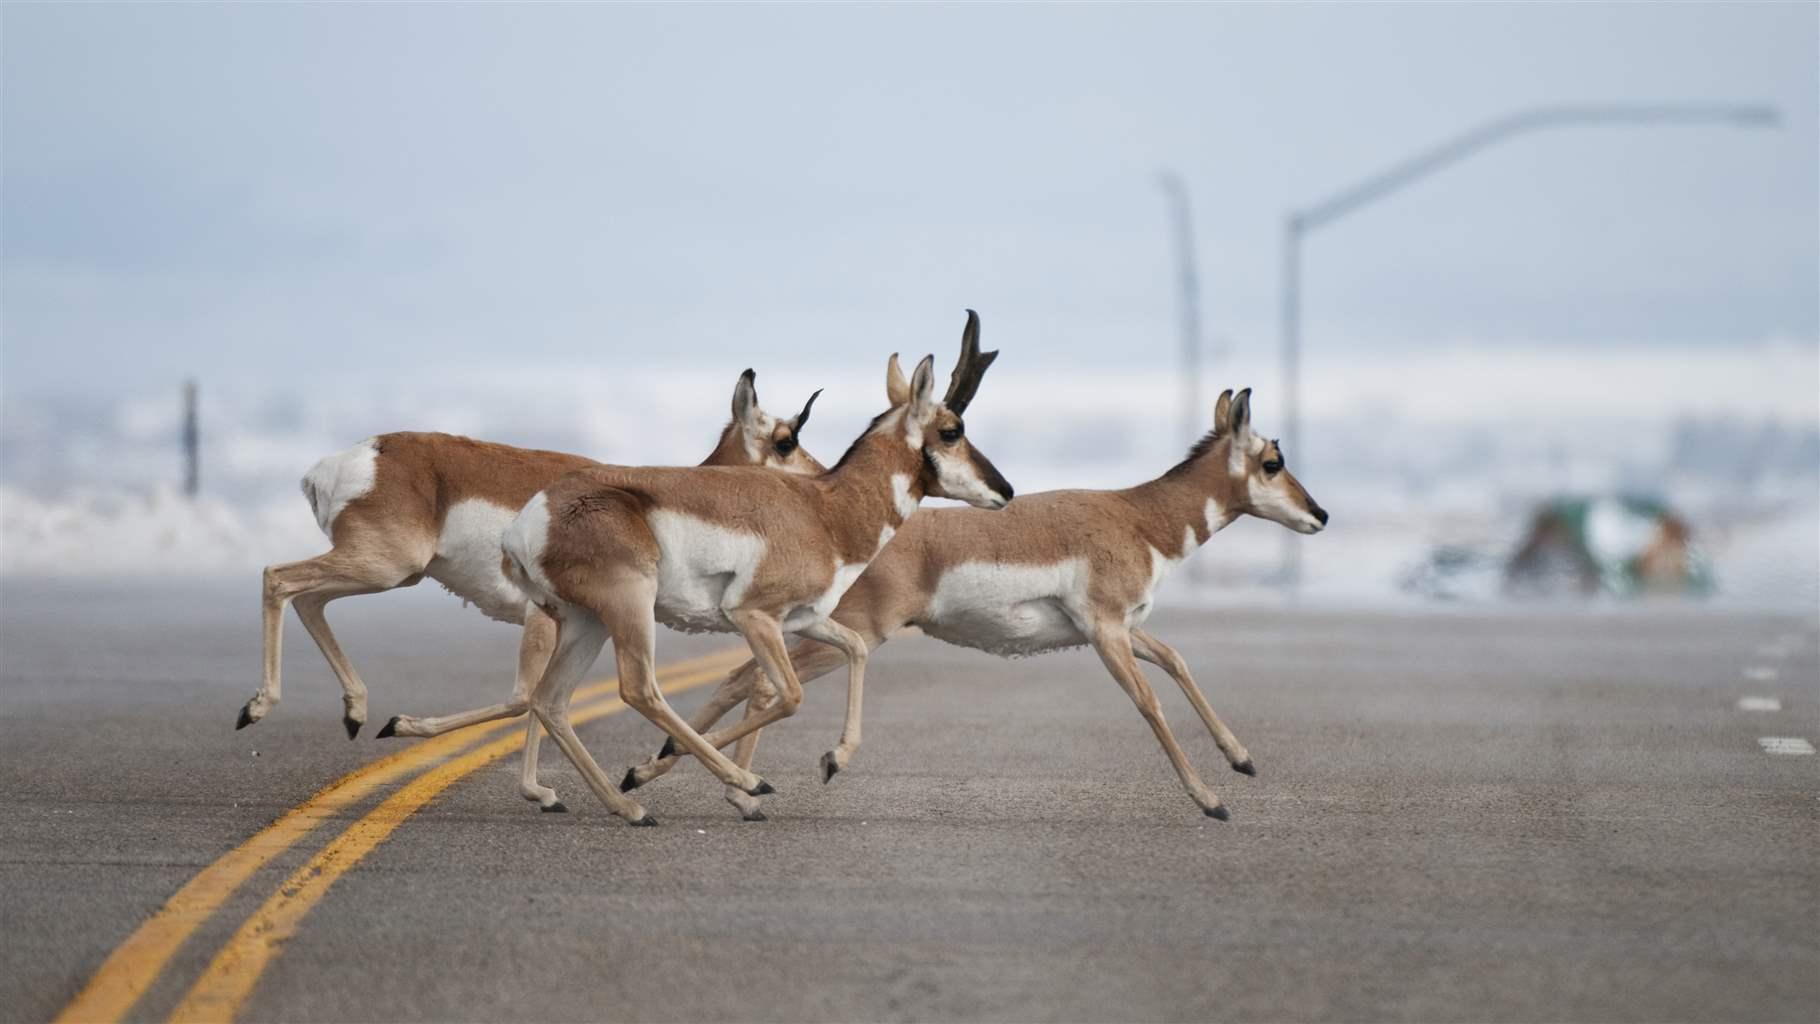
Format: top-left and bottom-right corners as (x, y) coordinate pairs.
(1262, 459), (1283, 474)
(938, 427), (962, 444)
(775, 437), (798, 456)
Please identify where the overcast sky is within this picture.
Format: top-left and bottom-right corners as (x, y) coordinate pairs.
(3, 2), (1815, 402)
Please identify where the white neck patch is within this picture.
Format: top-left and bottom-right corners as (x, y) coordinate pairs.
(891, 472), (919, 522)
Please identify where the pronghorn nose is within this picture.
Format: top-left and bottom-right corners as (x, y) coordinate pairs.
(1312, 505), (1329, 526)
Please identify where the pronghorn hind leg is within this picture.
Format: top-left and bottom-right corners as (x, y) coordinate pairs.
(1090, 625), (1230, 820)
(377, 606), (565, 808)
(246, 543), (423, 730)
(527, 607), (653, 824)
(512, 606), (565, 811)
(1130, 627), (1254, 775)
(292, 583), (400, 738)
(577, 572), (773, 798)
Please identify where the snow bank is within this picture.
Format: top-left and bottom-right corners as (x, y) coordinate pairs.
(0, 485), (322, 578)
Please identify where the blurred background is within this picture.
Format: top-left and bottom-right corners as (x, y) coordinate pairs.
(3, 2), (1815, 608)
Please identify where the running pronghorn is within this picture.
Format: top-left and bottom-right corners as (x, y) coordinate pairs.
(626, 387), (1326, 821)
(456, 314), (1012, 825)
(241, 370), (825, 770)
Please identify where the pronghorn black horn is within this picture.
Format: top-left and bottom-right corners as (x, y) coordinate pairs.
(794, 389), (822, 430)
(943, 308), (999, 414)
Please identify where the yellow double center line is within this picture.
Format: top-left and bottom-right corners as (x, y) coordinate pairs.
(57, 648), (747, 1024)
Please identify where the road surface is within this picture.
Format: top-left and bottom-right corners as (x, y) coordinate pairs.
(2, 581), (1815, 1022)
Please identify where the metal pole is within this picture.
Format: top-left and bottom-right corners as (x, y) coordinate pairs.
(182, 379), (199, 498)
(1279, 216), (1302, 589)
(1276, 101), (1778, 590)
(1158, 172), (1204, 446)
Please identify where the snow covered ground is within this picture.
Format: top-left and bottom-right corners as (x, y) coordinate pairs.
(3, 341), (1815, 611)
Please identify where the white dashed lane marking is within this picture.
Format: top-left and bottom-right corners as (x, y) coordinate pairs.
(1743, 666), (1780, 682)
(1737, 697), (1783, 712)
(1758, 737), (1816, 756)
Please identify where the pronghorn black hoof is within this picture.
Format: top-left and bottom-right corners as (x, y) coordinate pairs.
(376, 717), (400, 739)
(235, 705), (255, 730)
(343, 717), (362, 740)
(742, 810), (768, 823)
(1205, 806), (1231, 821)
(819, 752), (840, 784)
(541, 801), (568, 813)
(658, 736), (678, 759)
(748, 779), (776, 797)
(628, 814), (659, 828)
(1233, 759), (1257, 777)
(619, 768), (643, 793)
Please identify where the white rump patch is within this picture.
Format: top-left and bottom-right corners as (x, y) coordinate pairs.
(426, 499), (529, 624)
(300, 438), (379, 537)
(923, 559), (1092, 658)
(648, 509), (767, 634)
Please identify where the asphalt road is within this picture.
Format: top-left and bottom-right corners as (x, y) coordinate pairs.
(3, 580), (1816, 1023)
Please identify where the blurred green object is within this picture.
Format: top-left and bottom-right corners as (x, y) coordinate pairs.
(1506, 495), (1715, 598)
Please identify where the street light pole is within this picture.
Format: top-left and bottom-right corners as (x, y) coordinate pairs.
(1276, 102), (1779, 590)
(1159, 171), (1205, 449)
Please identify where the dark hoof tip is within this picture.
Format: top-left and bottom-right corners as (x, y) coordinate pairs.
(541, 801), (568, 813)
(658, 736), (678, 759)
(343, 718), (362, 740)
(819, 752), (840, 784)
(629, 815), (659, 828)
(742, 810), (768, 823)
(750, 780), (777, 797)
(1234, 759), (1257, 777)
(376, 717), (399, 739)
(235, 706), (255, 730)
(1206, 805), (1231, 821)
(619, 768), (643, 793)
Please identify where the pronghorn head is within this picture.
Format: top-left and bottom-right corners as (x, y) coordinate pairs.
(728, 369), (827, 475)
(1214, 387), (1327, 535)
(884, 310), (1014, 509)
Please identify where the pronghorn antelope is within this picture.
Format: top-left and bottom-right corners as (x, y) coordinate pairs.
(242, 370), (824, 775)
(456, 313), (1012, 825)
(625, 387), (1326, 821)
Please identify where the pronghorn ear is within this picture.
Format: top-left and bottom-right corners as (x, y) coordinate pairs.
(886, 354), (911, 406)
(1228, 388), (1253, 436)
(1227, 388), (1254, 471)
(732, 369), (760, 428)
(1213, 389), (1234, 435)
(909, 354), (938, 421)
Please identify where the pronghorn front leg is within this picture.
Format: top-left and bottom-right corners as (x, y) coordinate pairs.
(1130, 628), (1255, 776)
(612, 599), (774, 799)
(1090, 624), (1231, 820)
(618, 656), (763, 793)
(797, 619), (869, 783)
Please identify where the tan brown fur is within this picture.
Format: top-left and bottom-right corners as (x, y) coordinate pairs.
(241, 372), (825, 773)
(630, 387), (1328, 821)
(443, 326), (1012, 824)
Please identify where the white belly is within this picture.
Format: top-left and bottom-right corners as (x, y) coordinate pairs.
(921, 559), (1092, 658)
(649, 510), (767, 635)
(426, 499), (530, 624)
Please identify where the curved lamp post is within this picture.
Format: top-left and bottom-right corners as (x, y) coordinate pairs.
(1278, 102), (1780, 589)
